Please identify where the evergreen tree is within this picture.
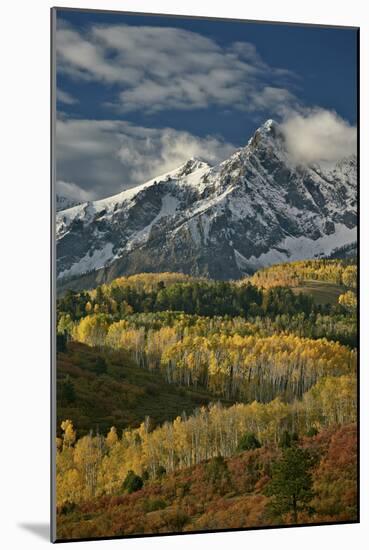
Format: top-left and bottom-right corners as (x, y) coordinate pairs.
(61, 376), (76, 404)
(306, 426), (319, 437)
(279, 430), (292, 448)
(205, 456), (232, 494)
(237, 432), (261, 451)
(264, 447), (315, 524)
(57, 333), (67, 353)
(122, 470), (143, 494)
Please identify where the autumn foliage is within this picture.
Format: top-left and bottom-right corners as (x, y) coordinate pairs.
(55, 264), (357, 539)
(247, 259), (357, 289)
(56, 425), (357, 539)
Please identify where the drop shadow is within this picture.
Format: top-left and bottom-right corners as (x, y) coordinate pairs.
(18, 523), (49, 541)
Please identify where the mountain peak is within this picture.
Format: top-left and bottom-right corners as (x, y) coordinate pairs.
(246, 118), (284, 152)
(56, 119), (357, 286)
(262, 118), (277, 130)
(176, 157), (211, 177)
(257, 118), (281, 137)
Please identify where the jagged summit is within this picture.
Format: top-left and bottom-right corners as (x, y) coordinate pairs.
(260, 118), (278, 132)
(176, 157), (211, 175)
(168, 157), (212, 182)
(56, 120), (357, 290)
(246, 118), (284, 149)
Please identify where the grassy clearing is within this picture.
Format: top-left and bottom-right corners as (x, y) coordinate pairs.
(291, 280), (344, 305)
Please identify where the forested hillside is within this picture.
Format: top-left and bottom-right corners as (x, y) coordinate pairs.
(57, 424), (357, 539)
(247, 258), (357, 290)
(56, 262), (357, 538)
(57, 342), (235, 435)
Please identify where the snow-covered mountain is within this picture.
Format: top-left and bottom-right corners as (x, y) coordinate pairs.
(56, 119), (357, 290)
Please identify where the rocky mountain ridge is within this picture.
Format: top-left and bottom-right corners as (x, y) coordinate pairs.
(56, 119), (357, 290)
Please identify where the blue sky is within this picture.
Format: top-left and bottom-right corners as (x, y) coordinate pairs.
(55, 9), (358, 200)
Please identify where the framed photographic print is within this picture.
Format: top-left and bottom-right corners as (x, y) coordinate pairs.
(51, 6), (359, 543)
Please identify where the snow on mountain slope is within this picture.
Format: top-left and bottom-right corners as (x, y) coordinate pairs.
(56, 120), (357, 289)
(56, 158), (210, 237)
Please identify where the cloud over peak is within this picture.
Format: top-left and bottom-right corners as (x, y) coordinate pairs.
(56, 118), (236, 200)
(281, 109), (357, 166)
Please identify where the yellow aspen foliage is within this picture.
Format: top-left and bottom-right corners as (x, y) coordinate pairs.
(108, 327), (145, 365)
(56, 374), (356, 505)
(73, 314), (109, 347)
(106, 426), (118, 448)
(161, 333), (356, 401)
(106, 320), (129, 348)
(97, 441), (126, 495)
(342, 266), (357, 289)
(110, 272), (195, 292)
(61, 419), (76, 448)
(339, 291), (357, 313)
(303, 375), (357, 426)
(73, 435), (104, 499)
(56, 467), (81, 506)
(57, 313), (75, 336)
(246, 259), (356, 289)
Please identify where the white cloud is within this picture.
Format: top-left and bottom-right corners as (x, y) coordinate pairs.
(56, 21), (297, 114)
(56, 180), (95, 202)
(281, 109), (357, 165)
(251, 86), (299, 117)
(56, 88), (79, 105)
(115, 127), (233, 184)
(56, 118), (236, 199)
